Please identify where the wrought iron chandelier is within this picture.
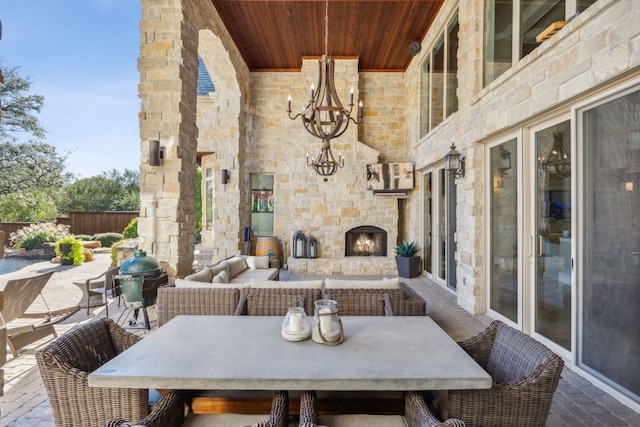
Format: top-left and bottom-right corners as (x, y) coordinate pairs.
(539, 131), (570, 177)
(287, 0), (363, 179)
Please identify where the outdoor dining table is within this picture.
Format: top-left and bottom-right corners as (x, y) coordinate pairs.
(89, 315), (491, 391)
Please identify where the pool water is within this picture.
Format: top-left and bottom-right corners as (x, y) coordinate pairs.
(0, 258), (42, 275)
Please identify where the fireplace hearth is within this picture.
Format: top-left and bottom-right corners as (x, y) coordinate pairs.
(345, 226), (387, 257)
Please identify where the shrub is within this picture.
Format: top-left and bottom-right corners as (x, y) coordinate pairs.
(54, 236), (85, 265)
(75, 234), (94, 241)
(93, 232), (124, 248)
(123, 217), (138, 239)
(10, 222), (70, 251)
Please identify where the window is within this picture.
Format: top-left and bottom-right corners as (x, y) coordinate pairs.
(420, 12), (459, 137)
(205, 168), (213, 231)
(483, 0), (598, 87)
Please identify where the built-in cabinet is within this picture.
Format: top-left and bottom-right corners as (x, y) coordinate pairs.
(251, 174), (274, 236)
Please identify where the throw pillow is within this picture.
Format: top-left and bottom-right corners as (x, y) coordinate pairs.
(246, 255), (270, 270)
(227, 256), (248, 277)
(184, 268), (213, 283)
(212, 270), (229, 283)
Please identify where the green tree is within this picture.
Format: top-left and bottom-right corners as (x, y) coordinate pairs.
(57, 169), (140, 213)
(0, 58), (72, 221)
(0, 59), (46, 140)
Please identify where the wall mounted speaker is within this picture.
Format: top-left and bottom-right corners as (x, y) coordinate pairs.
(409, 41), (421, 57)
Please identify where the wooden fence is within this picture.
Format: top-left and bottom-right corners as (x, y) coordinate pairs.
(1, 211), (138, 246)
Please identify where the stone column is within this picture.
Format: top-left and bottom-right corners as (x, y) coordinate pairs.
(138, 0), (198, 277)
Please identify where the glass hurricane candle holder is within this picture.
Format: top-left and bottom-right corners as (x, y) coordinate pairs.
(281, 306), (310, 341)
(311, 299), (344, 345)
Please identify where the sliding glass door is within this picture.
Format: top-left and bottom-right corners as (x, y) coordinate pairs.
(533, 120), (572, 351)
(488, 138), (519, 323)
(579, 87), (640, 401)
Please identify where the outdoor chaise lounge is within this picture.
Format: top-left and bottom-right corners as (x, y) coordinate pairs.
(0, 271), (79, 357)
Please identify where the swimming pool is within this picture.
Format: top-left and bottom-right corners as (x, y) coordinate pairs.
(0, 257), (42, 275)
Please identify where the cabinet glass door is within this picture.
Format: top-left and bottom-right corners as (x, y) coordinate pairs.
(251, 174), (274, 236)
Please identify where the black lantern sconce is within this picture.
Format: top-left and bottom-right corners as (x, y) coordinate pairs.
(221, 169), (230, 185)
(497, 146), (512, 176)
(149, 140), (164, 166)
(306, 235), (318, 259)
(292, 230), (306, 258)
(444, 143), (465, 179)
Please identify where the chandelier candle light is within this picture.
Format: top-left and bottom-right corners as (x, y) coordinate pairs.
(287, 0), (363, 180)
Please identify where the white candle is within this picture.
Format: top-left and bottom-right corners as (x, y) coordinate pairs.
(287, 94), (291, 111)
(290, 312), (302, 332)
(296, 239), (304, 257)
(319, 307), (333, 334)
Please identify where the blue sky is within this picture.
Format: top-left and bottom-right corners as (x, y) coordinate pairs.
(1, 0), (141, 177)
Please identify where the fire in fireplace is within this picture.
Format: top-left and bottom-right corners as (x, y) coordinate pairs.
(345, 226), (387, 256)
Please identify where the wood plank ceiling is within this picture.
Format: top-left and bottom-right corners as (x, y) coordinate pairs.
(209, 0), (445, 72)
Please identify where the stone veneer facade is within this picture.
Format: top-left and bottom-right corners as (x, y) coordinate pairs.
(139, 0), (640, 314)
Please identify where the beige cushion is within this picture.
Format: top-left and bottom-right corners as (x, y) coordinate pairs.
(319, 414), (408, 427)
(246, 256), (270, 269)
(209, 262), (230, 279)
(174, 278), (248, 289)
(181, 413), (270, 427)
(227, 256), (248, 277)
(184, 268), (213, 283)
(212, 270), (229, 283)
(250, 279), (324, 289)
(229, 268), (279, 282)
(324, 277), (400, 289)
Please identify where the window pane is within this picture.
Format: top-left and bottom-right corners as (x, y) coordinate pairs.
(423, 173), (433, 275)
(446, 13), (459, 117)
(521, 0), (565, 58)
(420, 57), (431, 137)
(205, 168), (213, 231)
(432, 35), (445, 128)
(535, 120), (571, 350)
(581, 89), (640, 402)
(578, 0), (597, 13)
(484, 0), (513, 86)
(490, 139), (518, 322)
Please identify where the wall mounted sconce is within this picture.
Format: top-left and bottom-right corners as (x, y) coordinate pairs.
(444, 143), (465, 179)
(221, 169), (230, 185)
(149, 140), (164, 166)
(497, 146), (512, 176)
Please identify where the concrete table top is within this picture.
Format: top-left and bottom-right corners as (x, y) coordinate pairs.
(89, 315), (491, 391)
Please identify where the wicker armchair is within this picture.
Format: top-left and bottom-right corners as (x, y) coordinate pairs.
(36, 317), (182, 426)
(103, 390), (289, 427)
(298, 390), (465, 427)
(323, 291), (394, 316)
(102, 390), (185, 427)
(156, 287), (243, 326)
(448, 320), (564, 427)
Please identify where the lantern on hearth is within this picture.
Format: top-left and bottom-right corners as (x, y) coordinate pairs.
(306, 235), (318, 259)
(292, 230), (306, 258)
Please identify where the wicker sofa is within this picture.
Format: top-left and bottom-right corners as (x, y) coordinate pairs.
(157, 276), (426, 326)
(174, 255), (279, 287)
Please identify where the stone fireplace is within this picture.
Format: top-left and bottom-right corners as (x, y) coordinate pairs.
(345, 226), (387, 256)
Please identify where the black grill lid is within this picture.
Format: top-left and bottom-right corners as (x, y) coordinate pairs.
(119, 250), (161, 275)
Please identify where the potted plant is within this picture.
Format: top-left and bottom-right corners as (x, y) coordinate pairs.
(394, 240), (422, 278)
(55, 236), (85, 266)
